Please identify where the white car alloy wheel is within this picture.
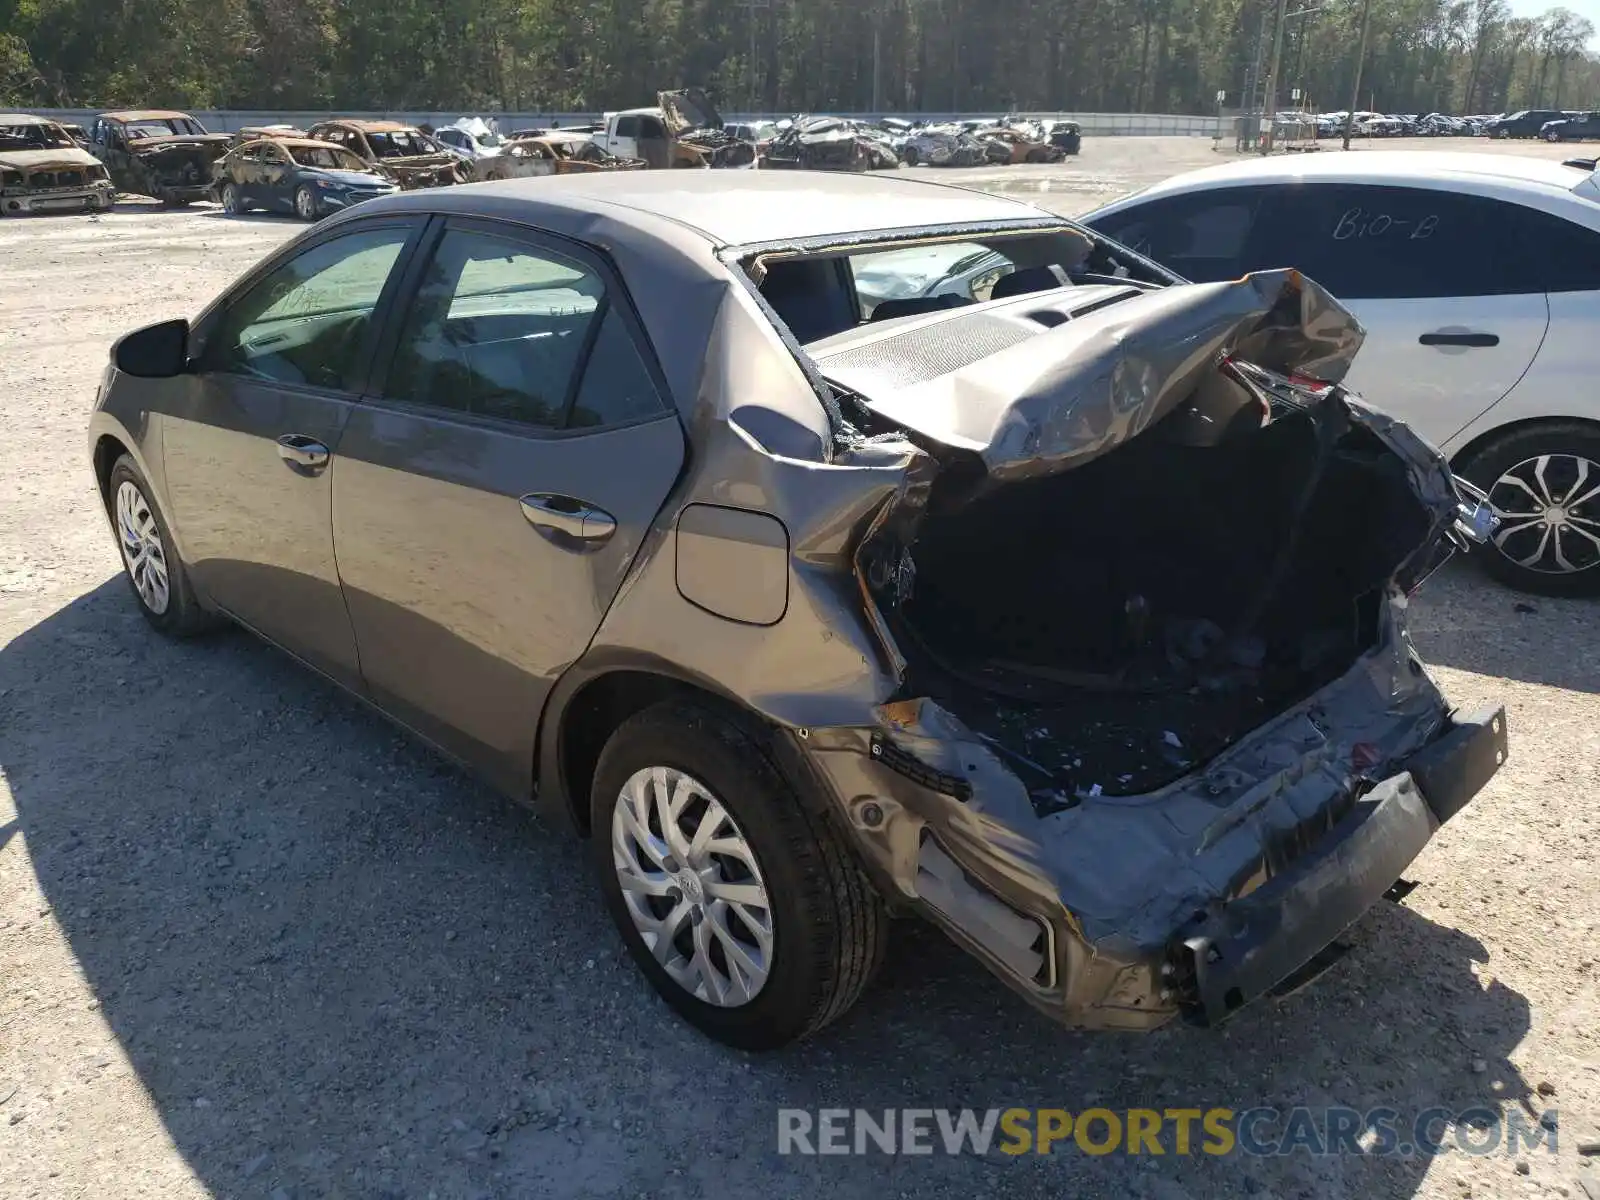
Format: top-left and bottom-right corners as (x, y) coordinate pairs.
(1488, 453), (1600, 576)
(115, 479), (171, 615)
(294, 187), (317, 221)
(610, 765), (774, 1007)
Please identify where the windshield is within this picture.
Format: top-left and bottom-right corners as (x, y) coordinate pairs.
(368, 130), (433, 158)
(0, 121), (76, 151)
(289, 145), (371, 172)
(122, 117), (208, 139)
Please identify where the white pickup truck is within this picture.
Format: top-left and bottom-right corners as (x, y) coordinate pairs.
(591, 89), (756, 169)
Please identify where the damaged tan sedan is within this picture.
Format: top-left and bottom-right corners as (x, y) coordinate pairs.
(0, 114), (114, 215)
(476, 131), (647, 180)
(88, 173), (1506, 1050)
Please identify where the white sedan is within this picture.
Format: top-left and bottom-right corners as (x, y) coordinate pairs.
(1082, 151), (1600, 595)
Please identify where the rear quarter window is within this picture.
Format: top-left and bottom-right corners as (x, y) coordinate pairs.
(1247, 184), (1545, 299)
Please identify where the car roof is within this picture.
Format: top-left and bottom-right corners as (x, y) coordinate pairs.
(238, 137), (347, 151)
(102, 110), (194, 122)
(319, 119), (415, 133)
(0, 113), (60, 125)
(382, 170), (1056, 246)
(1122, 151), (1590, 201)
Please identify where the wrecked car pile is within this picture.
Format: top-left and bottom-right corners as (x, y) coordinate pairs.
(761, 117), (901, 171)
(895, 123), (991, 167)
(0, 114), (114, 215)
(658, 89), (758, 168)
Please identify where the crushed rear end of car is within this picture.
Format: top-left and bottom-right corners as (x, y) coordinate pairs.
(784, 261), (1506, 1029)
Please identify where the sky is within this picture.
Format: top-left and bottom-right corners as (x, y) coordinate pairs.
(1508, 0), (1600, 44)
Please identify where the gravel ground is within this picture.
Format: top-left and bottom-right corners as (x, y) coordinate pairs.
(1, 137), (1597, 1200)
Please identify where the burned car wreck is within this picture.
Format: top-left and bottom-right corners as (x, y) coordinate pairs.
(90, 173), (1505, 1051)
(0, 114), (114, 215)
(761, 117), (901, 171)
(658, 88), (758, 168)
(304, 119), (469, 188)
(88, 110), (232, 205)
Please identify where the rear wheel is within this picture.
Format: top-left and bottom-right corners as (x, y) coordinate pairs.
(1458, 423), (1600, 596)
(901, 145), (920, 166)
(590, 699), (886, 1050)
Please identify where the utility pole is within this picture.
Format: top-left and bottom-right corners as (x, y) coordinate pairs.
(872, 13), (882, 113)
(1261, 0), (1290, 152)
(1342, 0), (1371, 151)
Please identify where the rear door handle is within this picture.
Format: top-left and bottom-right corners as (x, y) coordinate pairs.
(1419, 331), (1499, 348)
(277, 434), (330, 471)
(519, 493), (617, 543)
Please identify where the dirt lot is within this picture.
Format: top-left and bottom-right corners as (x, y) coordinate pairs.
(1, 137), (1597, 1200)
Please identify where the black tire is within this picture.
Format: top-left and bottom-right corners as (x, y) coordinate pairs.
(220, 182), (247, 215)
(1456, 422), (1600, 597)
(590, 699), (886, 1051)
(901, 145), (919, 166)
(105, 455), (216, 635)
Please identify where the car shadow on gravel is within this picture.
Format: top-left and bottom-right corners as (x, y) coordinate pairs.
(1409, 560), (1600, 694)
(1, 579), (1533, 1200)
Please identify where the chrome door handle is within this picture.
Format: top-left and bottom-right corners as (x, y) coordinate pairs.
(277, 434), (330, 470)
(519, 494), (617, 543)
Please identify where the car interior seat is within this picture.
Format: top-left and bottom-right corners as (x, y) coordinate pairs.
(759, 258), (860, 343)
(990, 263), (1072, 300)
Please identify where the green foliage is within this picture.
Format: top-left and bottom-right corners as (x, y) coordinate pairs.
(2, 0), (1597, 113)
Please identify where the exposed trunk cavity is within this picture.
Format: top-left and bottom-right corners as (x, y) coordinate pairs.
(883, 392), (1436, 810)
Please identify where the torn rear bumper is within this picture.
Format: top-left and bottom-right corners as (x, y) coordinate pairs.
(1177, 704), (1506, 1025)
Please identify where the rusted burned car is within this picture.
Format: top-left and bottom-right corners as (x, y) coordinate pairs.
(87, 110), (232, 205)
(476, 131), (647, 180)
(304, 119), (469, 188)
(976, 125), (1063, 164)
(212, 137), (397, 219)
(761, 117), (901, 171)
(0, 114), (115, 215)
(593, 89), (756, 168)
(90, 173), (1505, 1050)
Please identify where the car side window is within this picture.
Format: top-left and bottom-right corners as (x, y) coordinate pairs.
(615, 115), (640, 139)
(567, 309), (666, 427)
(639, 116), (667, 140)
(202, 227), (411, 390)
(385, 228), (607, 428)
(1509, 207), (1600, 292)
(1090, 191), (1260, 282)
(1248, 185), (1543, 299)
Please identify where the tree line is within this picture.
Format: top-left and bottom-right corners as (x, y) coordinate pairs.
(2, 0), (1597, 117)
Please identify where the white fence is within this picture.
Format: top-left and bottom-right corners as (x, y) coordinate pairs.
(31, 108), (1224, 138)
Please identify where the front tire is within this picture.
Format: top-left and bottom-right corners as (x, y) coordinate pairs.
(220, 182), (246, 214)
(591, 699), (886, 1050)
(106, 455), (215, 635)
(293, 185), (319, 221)
(1547, 130), (1561, 142)
(1457, 423), (1600, 596)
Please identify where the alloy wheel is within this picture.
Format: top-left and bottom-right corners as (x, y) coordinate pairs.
(294, 187), (317, 220)
(609, 766), (774, 1007)
(1487, 453), (1600, 576)
(115, 480), (171, 614)
(221, 183), (239, 214)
